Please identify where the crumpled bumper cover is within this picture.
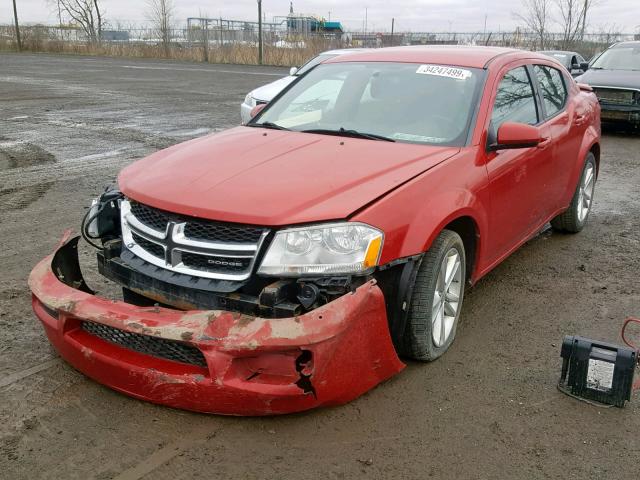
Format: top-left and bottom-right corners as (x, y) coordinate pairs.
(28, 234), (405, 415)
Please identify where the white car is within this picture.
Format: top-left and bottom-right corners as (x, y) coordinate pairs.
(241, 49), (367, 124)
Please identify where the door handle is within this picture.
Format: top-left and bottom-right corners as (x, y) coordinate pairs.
(575, 114), (587, 126)
(537, 138), (551, 150)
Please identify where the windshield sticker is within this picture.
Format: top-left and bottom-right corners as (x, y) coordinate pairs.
(392, 132), (447, 143)
(416, 64), (472, 80)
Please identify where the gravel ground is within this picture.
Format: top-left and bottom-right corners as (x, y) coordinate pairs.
(1, 53), (639, 480)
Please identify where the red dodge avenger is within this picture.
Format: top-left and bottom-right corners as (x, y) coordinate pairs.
(29, 46), (601, 415)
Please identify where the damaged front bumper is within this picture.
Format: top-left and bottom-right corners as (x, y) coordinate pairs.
(28, 234), (404, 415)
(599, 103), (640, 125)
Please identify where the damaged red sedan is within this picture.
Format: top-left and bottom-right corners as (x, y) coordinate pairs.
(29, 46), (601, 415)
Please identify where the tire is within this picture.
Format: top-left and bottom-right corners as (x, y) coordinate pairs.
(404, 229), (466, 361)
(551, 153), (597, 233)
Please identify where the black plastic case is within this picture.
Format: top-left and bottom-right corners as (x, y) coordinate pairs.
(560, 335), (636, 407)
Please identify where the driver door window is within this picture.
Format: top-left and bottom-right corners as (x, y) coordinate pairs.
(491, 66), (539, 129)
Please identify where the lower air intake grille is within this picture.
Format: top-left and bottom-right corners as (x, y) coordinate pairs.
(82, 321), (207, 368)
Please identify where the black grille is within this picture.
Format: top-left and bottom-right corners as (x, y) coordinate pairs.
(82, 321), (208, 368)
(130, 202), (172, 231)
(132, 232), (165, 259)
(184, 220), (264, 244)
(181, 252), (252, 273)
(129, 200), (265, 244)
(593, 88), (637, 105)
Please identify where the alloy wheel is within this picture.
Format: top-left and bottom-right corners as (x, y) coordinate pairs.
(577, 163), (595, 222)
(432, 248), (462, 347)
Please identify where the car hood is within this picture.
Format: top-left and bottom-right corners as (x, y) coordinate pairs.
(250, 76), (296, 102)
(119, 127), (460, 226)
(576, 69), (640, 90)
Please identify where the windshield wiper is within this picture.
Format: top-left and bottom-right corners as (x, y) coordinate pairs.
(248, 122), (290, 131)
(301, 127), (396, 142)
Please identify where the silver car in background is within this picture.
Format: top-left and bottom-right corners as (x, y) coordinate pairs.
(539, 50), (589, 77)
(240, 48), (367, 124)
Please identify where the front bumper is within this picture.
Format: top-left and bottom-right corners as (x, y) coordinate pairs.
(28, 234), (404, 415)
(599, 103), (640, 125)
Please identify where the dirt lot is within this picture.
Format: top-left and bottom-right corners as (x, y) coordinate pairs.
(1, 53), (639, 479)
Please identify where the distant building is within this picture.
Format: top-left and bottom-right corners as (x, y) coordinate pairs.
(101, 30), (130, 41)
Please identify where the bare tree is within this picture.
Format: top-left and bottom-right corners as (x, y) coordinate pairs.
(57, 0), (104, 44)
(147, 0), (174, 57)
(579, 0), (598, 39)
(555, 0), (579, 47)
(515, 0), (551, 50)
(554, 0), (595, 47)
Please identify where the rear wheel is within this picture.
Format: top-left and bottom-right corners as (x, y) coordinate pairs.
(404, 230), (466, 361)
(551, 153), (596, 233)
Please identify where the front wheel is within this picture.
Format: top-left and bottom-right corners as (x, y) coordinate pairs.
(404, 230), (466, 361)
(551, 153), (597, 233)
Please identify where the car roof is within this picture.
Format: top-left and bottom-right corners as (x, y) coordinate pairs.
(540, 50), (578, 55)
(326, 45), (547, 69)
(612, 41), (640, 48)
(321, 48), (370, 56)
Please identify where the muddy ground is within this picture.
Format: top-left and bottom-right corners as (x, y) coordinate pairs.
(0, 53), (639, 479)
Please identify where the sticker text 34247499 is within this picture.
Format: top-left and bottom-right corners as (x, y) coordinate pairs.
(416, 64), (473, 80)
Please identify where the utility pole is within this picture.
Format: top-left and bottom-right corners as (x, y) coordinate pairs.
(204, 19), (209, 63)
(365, 7), (368, 34)
(580, 0), (588, 40)
(391, 18), (394, 46)
(257, 0), (263, 65)
(12, 0), (22, 52)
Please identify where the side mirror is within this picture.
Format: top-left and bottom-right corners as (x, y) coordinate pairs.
(579, 62), (589, 71)
(289, 66), (299, 76)
(571, 63), (581, 70)
(249, 103), (267, 119)
(489, 122), (543, 151)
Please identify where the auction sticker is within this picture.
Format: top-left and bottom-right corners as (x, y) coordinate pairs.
(586, 359), (614, 392)
(416, 64), (472, 80)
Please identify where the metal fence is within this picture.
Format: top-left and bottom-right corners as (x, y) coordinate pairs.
(1, 23), (638, 63)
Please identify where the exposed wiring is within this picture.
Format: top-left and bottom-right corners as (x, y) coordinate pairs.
(621, 317), (640, 351)
(81, 207), (104, 250)
(621, 317), (640, 391)
(80, 187), (124, 250)
(81, 198), (116, 249)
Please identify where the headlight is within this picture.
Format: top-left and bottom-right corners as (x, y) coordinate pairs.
(244, 93), (256, 107)
(258, 223), (384, 276)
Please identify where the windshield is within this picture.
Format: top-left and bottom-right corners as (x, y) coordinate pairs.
(591, 46), (640, 71)
(253, 62), (483, 146)
(296, 54), (336, 76)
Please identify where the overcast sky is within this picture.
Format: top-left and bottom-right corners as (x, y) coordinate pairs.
(2, 0), (639, 33)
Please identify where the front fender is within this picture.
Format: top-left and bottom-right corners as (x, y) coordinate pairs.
(352, 151), (490, 279)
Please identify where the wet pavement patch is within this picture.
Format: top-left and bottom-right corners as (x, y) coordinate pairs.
(0, 182), (55, 211)
(0, 141), (56, 171)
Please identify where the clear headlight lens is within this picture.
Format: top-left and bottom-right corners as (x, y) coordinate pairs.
(258, 223), (384, 276)
(244, 93), (256, 107)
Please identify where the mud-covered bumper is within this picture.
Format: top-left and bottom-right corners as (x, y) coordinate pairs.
(28, 234), (404, 415)
(600, 104), (640, 125)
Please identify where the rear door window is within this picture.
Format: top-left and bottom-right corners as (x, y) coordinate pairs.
(534, 65), (567, 118)
(491, 66), (539, 127)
